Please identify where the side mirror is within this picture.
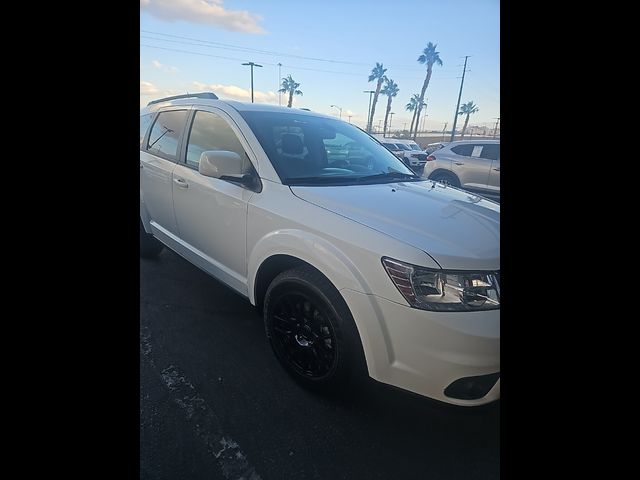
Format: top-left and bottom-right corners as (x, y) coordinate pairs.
(199, 150), (243, 178)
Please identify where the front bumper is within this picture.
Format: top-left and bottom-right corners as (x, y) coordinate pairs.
(341, 289), (500, 406)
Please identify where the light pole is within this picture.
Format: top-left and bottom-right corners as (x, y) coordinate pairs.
(242, 61), (263, 103)
(492, 117), (500, 138)
(363, 90), (375, 132)
(277, 62), (282, 106)
(330, 104), (342, 119)
(388, 112), (395, 136)
(347, 115), (353, 123)
(442, 122), (448, 142)
(377, 119), (382, 133)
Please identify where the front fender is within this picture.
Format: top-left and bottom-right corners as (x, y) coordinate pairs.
(247, 229), (371, 305)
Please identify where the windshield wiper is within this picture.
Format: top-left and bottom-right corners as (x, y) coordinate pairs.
(356, 171), (420, 182)
(283, 176), (363, 185)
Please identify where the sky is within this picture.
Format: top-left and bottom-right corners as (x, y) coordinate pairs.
(140, 0), (499, 132)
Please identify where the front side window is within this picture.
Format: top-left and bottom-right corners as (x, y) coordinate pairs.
(240, 111), (417, 185)
(186, 111), (251, 173)
(480, 144), (500, 160)
(146, 110), (188, 161)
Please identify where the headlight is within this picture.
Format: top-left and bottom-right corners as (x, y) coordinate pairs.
(382, 257), (500, 311)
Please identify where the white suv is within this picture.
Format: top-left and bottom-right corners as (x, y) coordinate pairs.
(140, 93), (500, 406)
(373, 135), (429, 171)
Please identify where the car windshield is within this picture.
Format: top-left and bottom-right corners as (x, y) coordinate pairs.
(395, 143), (412, 151)
(240, 111), (419, 185)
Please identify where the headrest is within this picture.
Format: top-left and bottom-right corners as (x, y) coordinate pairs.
(281, 133), (303, 155)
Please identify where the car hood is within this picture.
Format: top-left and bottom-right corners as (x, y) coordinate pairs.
(290, 181), (500, 271)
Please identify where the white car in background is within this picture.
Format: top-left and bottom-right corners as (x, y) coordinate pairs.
(373, 135), (429, 171)
(140, 93), (500, 406)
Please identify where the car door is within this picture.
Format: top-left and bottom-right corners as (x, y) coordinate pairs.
(140, 108), (189, 234)
(171, 108), (257, 295)
(483, 144), (500, 191)
(450, 144), (492, 191)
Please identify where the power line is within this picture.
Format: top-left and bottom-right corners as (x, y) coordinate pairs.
(141, 44), (430, 79)
(140, 29), (460, 72)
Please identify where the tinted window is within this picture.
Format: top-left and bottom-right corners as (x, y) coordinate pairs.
(395, 144), (411, 151)
(451, 144), (475, 156)
(382, 143), (397, 150)
(140, 113), (154, 148)
(147, 110), (188, 161)
(240, 111), (415, 184)
(186, 111), (250, 172)
(480, 144), (500, 160)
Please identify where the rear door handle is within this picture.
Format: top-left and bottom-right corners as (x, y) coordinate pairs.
(139, 163), (143, 169)
(454, 162), (464, 166)
(493, 168), (500, 172)
(174, 177), (189, 188)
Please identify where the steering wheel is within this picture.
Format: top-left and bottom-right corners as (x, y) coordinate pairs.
(330, 159), (350, 169)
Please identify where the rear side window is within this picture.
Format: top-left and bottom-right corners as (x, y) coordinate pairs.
(140, 114), (154, 148)
(185, 110), (250, 172)
(146, 110), (188, 161)
(480, 144), (500, 160)
(382, 143), (396, 149)
(451, 144), (474, 156)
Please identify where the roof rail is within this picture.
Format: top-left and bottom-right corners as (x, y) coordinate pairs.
(147, 92), (218, 106)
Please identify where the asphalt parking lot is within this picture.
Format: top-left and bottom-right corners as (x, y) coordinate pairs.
(140, 249), (500, 480)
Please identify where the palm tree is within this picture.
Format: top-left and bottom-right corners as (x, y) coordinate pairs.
(367, 62), (387, 132)
(381, 78), (399, 136)
(278, 75), (303, 107)
(414, 42), (443, 140)
(405, 93), (420, 137)
(458, 101), (479, 138)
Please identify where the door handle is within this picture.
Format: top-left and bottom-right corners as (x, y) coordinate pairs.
(139, 163), (143, 169)
(454, 162), (464, 166)
(174, 178), (189, 188)
(493, 168), (500, 172)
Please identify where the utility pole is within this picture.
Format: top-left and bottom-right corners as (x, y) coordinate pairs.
(403, 122), (407, 132)
(277, 62), (282, 106)
(492, 117), (500, 138)
(242, 61), (263, 103)
(442, 122), (448, 142)
(363, 90), (375, 132)
(450, 56), (470, 142)
(347, 115), (353, 123)
(377, 119), (383, 133)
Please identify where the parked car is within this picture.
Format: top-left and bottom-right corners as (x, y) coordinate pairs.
(373, 135), (428, 172)
(422, 140), (500, 194)
(140, 93), (500, 406)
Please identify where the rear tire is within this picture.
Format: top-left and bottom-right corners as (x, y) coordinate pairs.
(140, 219), (164, 259)
(263, 266), (367, 393)
(429, 171), (460, 187)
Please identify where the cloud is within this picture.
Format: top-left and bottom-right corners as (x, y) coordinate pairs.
(151, 59), (178, 73)
(192, 81), (277, 103)
(140, 0), (265, 34)
(140, 81), (160, 95)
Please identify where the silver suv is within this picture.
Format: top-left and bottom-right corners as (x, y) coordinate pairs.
(422, 140), (500, 194)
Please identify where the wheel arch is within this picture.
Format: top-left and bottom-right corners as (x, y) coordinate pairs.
(248, 229), (371, 309)
(427, 168), (460, 184)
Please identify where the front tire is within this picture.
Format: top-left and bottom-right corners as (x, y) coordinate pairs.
(429, 170), (460, 187)
(140, 219), (164, 259)
(263, 266), (367, 392)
